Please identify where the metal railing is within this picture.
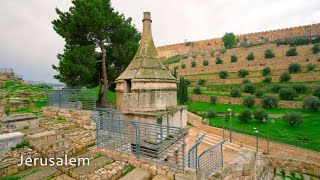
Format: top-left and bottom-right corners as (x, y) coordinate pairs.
(188, 133), (206, 169)
(45, 89), (96, 111)
(93, 108), (187, 171)
(199, 139), (227, 177)
(0, 68), (13, 73)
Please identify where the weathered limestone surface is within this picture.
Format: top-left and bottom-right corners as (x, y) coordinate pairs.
(120, 168), (152, 180)
(0, 114), (39, 132)
(0, 132), (24, 152)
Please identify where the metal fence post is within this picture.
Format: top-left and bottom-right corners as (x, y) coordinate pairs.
(75, 91), (79, 110)
(58, 91), (62, 108)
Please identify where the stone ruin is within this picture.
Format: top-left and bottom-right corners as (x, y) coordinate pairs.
(115, 12), (187, 128)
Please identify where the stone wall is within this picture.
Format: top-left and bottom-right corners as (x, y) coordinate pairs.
(157, 23), (320, 59)
(0, 114), (39, 133)
(189, 94), (303, 109)
(42, 106), (96, 130)
(0, 132), (24, 152)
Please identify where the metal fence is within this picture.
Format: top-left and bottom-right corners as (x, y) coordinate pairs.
(0, 68), (13, 73)
(45, 89), (96, 110)
(93, 108), (187, 171)
(199, 139), (227, 177)
(188, 133), (205, 169)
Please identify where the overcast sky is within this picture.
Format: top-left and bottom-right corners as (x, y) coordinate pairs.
(0, 0), (319, 83)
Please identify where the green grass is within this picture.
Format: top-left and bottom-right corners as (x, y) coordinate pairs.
(188, 101), (320, 151)
(92, 86), (116, 105)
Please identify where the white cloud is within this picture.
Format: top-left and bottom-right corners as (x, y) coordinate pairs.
(0, 0), (319, 83)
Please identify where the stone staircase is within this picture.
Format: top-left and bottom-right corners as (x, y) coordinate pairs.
(198, 130), (258, 153)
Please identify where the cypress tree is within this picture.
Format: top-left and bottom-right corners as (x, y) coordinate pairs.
(178, 77), (188, 104)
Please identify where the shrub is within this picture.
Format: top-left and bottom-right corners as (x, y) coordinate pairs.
(303, 96), (320, 112)
(231, 55), (238, 63)
(271, 84), (283, 93)
(307, 63), (316, 71)
(243, 96), (255, 108)
(230, 88), (241, 97)
(238, 69), (249, 78)
(238, 109), (252, 123)
(210, 96), (217, 104)
(198, 79), (206, 85)
(313, 86), (320, 98)
(208, 108), (217, 118)
(286, 47), (298, 56)
(262, 67), (271, 76)
(292, 84), (307, 94)
(203, 60), (209, 66)
(311, 37), (320, 44)
(216, 57), (223, 64)
(210, 50), (215, 57)
(255, 89), (265, 98)
(243, 83), (256, 94)
(262, 76), (272, 83)
(288, 63), (302, 74)
(247, 52), (254, 61)
(279, 87), (297, 100)
(191, 61), (196, 67)
(193, 86), (201, 94)
(242, 79), (251, 84)
(261, 94), (278, 109)
(264, 49), (275, 59)
(311, 44), (320, 54)
(279, 72), (291, 82)
(181, 64), (186, 69)
(282, 112), (303, 126)
(219, 70), (229, 79)
(253, 108), (268, 121)
(185, 79), (191, 86)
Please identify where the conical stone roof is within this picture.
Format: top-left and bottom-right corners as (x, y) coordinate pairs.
(115, 12), (177, 82)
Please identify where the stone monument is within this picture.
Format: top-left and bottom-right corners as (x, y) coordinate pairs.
(115, 12), (187, 128)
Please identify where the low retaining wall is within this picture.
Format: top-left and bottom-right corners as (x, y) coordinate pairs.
(0, 132), (24, 152)
(0, 114), (39, 133)
(42, 106), (96, 130)
(189, 94), (303, 109)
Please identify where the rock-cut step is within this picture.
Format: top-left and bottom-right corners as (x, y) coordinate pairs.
(120, 168), (152, 180)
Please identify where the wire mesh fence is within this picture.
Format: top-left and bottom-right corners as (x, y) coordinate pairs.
(199, 139), (227, 177)
(0, 68), (13, 73)
(45, 89), (96, 111)
(93, 108), (187, 171)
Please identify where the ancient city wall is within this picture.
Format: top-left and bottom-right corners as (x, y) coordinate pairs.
(157, 23), (320, 59)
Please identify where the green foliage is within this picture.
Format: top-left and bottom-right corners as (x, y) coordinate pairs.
(222, 32), (236, 49)
(311, 44), (320, 54)
(238, 109), (252, 123)
(185, 79), (191, 86)
(191, 60), (196, 67)
(279, 87), (297, 100)
(164, 54), (188, 65)
(210, 96), (217, 104)
(279, 72), (291, 82)
(208, 108), (217, 118)
(313, 86), (320, 98)
(210, 50), (215, 57)
(262, 76), (272, 83)
(253, 108), (268, 121)
(243, 96), (255, 108)
(242, 79), (251, 84)
(230, 55), (238, 63)
(271, 84), (283, 93)
(193, 86), (202, 94)
(230, 88), (241, 97)
(307, 63), (316, 71)
(172, 67), (177, 78)
(286, 47), (298, 56)
(261, 94), (278, 109)
(262, 67), (271, 76)
(288, 63), (302, 74)
(198, 79), (206, 85)
(218, 70), (229, 79)
(303, 96), (320, 112)
(178, 77), (188, 104)
(246, 52), (255, 60)
(216, 57), (223, 64)
(203, 60), (209, 66)
(282, 112), (303, 126)
(5, 109), (11, 116)
(238, 69), (249, 78)
(292, 84), (307, 94)
(255, 89), (265, 98)
(243, 83), (256, 94)
(311, 37), (320, 44)
(181, 64), (186, 69)
(264, 49), (275, 59)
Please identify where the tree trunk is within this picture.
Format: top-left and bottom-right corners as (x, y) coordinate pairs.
(99, 40), (108, 107)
